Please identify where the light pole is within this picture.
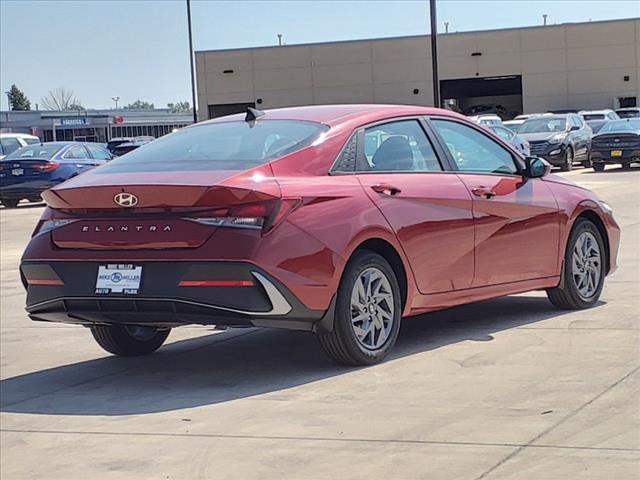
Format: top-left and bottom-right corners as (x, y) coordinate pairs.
(111, 96), (120, 109)
(5, 91), (10, 111)
(429, 0), (441, 108)
(186, 0), (198, 124)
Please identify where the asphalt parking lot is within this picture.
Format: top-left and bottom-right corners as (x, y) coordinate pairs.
(0, 166), (638, 479)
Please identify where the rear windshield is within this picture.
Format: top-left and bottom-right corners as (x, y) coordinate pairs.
(616, 110), (640, 119)
(582, 114), (605, 121)
(99, 120), (327, 172)
(599, 119), (640, 133)
(3, 144), (61, 160)
(24, 137), (41, 145)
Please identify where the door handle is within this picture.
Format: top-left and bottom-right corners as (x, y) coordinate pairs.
(371, 184), (402, 196)
(471, 186), (496, 199)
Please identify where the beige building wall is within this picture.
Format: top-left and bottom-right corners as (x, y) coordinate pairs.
(195, 18), (640, 120)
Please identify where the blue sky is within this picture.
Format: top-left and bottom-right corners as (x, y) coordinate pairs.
(1, 0), (638, 109)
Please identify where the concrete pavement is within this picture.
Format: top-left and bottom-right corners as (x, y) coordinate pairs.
(1, 166), (638, 479)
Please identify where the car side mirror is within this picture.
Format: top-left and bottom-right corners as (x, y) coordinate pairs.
(570, 125), (580, 131)
(524, 156), (551, 178)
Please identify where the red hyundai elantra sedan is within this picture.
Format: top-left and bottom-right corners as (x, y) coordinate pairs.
(20, 105), (620, 365)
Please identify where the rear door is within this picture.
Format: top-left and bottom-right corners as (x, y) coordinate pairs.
(353, 118), (475, 294)
(429, 117), (561, 287)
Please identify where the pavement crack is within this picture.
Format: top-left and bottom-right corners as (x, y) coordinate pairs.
(472, 365), (640, 480)
(0, 428), (638, 453)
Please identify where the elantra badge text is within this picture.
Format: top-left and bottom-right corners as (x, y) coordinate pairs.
(81, 225), (172, 232)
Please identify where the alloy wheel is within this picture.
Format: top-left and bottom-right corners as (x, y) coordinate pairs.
(571, 231), (602, 300)
(350, 267), (395, 350)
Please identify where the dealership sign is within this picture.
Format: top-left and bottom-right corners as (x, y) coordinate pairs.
(53, 118), (90, 127)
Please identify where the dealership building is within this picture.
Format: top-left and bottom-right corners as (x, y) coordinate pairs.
(0, 109), (193, 142)
(195, 18), (640, 120)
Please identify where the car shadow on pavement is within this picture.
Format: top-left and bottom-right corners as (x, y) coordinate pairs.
(0, 295), (598, 416)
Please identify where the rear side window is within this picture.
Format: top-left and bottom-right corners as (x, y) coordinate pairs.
(100, 120), (327, 172)
(63, 146), (89, 159)
(86, 144), (112, 160)
(361, 120), (442, 172)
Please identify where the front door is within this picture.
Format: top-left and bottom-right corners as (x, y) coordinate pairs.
(430, 117), (561, 287)
(355, 119), (475, 294)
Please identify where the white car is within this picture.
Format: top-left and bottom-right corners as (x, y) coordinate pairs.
(467, 114), (502, 126)
(579, 109), (620, 122)
(487, 124), (531, 156)
(0, 133), (41, 159)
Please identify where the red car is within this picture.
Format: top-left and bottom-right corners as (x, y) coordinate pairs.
(20, 105), (620, 365)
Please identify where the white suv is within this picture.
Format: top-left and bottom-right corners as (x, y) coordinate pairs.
(0, 133), (41, 159)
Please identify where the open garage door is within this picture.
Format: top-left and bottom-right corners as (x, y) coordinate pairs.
(208, 102), (256, 119)
(441, 75), (522, 120)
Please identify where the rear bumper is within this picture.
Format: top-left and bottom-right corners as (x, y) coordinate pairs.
(21, 261), (332, 332)
(590, 148), (640, 164)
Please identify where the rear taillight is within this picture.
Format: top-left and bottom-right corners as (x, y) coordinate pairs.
(32, 219), (76, 237)
(188, 199), (300, 233)
(34, 162), (60, 172)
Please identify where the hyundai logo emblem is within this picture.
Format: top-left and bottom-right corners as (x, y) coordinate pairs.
(114, 192), (139, 207)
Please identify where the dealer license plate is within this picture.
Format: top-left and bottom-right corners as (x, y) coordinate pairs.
(95, 264), (142, 294)
(11, 168), (24, 176)
(611, 150), (623, 157)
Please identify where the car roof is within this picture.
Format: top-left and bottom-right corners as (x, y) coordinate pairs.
(201, 104), (462, 128)
(579, 109), (614, 114)
(525, 114), (569, 120)
(0, 132), (39, 138)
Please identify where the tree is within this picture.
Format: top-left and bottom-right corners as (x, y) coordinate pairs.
(124, 100), (154, 109)
(167, 101), (192, 113)
(41, 87), (82, 111)
(7, 84), (31, 110)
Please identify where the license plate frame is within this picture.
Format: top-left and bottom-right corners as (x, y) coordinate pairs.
(95, 264), (142, 295)
(611, 150), (623, 157)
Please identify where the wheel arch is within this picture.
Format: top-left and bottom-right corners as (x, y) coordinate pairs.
(349, 238), (409, 313)
(572, 209), (611, 274)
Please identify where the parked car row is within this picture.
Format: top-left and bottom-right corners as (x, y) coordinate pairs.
(0, 133), (161, 207)
(468, 107), (640, 172)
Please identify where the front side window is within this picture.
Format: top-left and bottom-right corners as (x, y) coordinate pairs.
(432, 119), (518, 175)
(361, 120), (442, 172)
(99, 120), (327, 173)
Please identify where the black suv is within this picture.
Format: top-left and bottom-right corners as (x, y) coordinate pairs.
(518, 114), (592, 171)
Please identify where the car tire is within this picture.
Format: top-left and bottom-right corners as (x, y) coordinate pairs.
(621, 162), (632, 170)
(592, 163), (606, 172)
(318, 250), (402, 366)
(582, 158), (592, 168)
(546, 218), (607, 310)
(1, 199), (19, 208)
(27, 196), (42, 203)
(91, 325), (171, 356)
(560, 148), (573, 172)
